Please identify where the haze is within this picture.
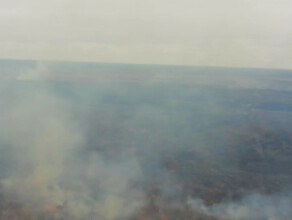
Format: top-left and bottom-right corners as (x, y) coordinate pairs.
(1, 60), (292, 220)
(1, 0), (292, 69)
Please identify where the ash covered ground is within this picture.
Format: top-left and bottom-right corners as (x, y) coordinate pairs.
(0, 60), (292, 219)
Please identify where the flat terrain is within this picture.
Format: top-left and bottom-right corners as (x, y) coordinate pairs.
(0, 60), (292, 219)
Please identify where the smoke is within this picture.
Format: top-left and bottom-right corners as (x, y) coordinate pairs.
(188, 192), (292, 220)
(16, 62), (49, 81)
(0, 67), (145, 219)
(1, 61), (292, 219)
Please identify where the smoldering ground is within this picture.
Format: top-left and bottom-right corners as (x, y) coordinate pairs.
(1, 60), (292, 219)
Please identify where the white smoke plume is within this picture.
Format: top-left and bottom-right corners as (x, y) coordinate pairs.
(0, 65), (145, 219)
(188, 192), (292, 220)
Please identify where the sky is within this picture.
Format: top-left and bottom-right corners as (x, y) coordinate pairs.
(0, 0), (292, 69)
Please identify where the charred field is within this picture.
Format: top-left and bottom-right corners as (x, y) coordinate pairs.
(0, 60), (292, 219)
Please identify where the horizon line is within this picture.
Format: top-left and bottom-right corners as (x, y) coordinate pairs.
(0, 57), (291, 72)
